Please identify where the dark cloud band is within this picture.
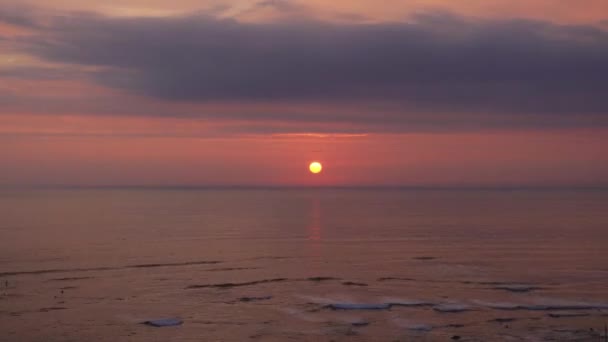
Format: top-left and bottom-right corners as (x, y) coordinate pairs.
(2, 9), (608, 130)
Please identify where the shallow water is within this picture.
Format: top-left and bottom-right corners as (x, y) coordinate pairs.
(1, 188), (607, 341)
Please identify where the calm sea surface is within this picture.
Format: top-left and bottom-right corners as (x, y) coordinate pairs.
(1, 188), (607, 341)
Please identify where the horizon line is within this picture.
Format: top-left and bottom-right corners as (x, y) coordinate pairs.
(2, 184), (608, 191)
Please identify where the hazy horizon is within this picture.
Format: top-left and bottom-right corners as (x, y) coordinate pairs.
(4, 183), (608, 190)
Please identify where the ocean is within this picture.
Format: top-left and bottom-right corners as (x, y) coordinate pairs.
(1, 188), (607, 341)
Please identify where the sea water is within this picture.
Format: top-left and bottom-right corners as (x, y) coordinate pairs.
(1, 188), (607, 341)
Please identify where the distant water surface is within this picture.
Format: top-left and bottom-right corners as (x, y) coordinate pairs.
(1, 188), (607, 341)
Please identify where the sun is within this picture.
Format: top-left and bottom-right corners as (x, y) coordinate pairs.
(309, 161), (323, 174)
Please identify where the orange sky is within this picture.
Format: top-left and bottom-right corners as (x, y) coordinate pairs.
(2, 114), (606, 186)
(3, 0), (608, 23)
(1, 0), (607, 187)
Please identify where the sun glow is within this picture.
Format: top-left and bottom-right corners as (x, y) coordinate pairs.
(309, 161), (322, 174)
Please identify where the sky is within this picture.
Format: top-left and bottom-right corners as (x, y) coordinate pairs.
(1, 0), (607, 187)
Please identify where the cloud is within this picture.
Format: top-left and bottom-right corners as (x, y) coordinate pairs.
(0, 6), (41, 29)
(0, 66), (88, 80)
(2, 8), (608, 131)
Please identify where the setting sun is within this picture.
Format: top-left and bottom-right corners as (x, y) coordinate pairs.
(309, 161), (323, 174)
